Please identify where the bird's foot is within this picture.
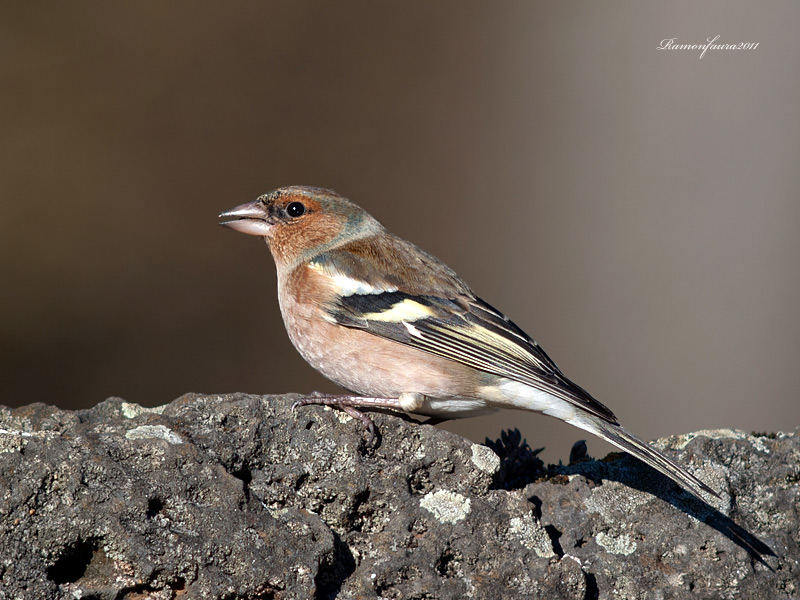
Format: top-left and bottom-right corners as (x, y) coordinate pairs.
(292, 394), (403, 446)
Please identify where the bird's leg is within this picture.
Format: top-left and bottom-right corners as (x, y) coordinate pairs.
(292, 394), (404, 444)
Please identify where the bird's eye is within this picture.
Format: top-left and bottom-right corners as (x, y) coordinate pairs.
(286, 202), (306, 218)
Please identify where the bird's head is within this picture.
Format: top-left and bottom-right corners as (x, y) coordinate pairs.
(219, 186), (383, 270)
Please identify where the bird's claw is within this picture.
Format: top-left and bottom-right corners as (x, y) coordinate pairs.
(292, 394), (381, 447)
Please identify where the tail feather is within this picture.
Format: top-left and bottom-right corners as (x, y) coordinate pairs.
(575, 417), (719, 500)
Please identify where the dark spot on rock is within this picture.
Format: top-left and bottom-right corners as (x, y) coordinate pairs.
(435, 547), (459, 577)
(584, 572), (599, 600)
(544, 525), (564, 557)
(315, 532), (355, 600)
(47, 538), (97, 584)
(233, 463), (252, 486)
(146, 497), (163, 519)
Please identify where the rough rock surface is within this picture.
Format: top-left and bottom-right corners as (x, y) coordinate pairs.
(0, 393), (796, 599)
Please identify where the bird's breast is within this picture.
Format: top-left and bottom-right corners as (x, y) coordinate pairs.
(276, 268), (493, 417)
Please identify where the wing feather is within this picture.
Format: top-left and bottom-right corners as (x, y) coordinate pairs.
(327, 286), (618, 423)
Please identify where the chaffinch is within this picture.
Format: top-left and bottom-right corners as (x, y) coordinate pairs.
(220, 186), (717, 499)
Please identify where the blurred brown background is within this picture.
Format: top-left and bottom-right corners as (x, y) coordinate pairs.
(2, 2), (798, 463)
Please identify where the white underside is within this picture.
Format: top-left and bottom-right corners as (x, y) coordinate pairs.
(416, 396), (499, 418)
(403, 377), (591, 424)
(479, 378), (578, 419)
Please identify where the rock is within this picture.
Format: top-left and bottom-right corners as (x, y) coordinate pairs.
(0, 394), (796, 599)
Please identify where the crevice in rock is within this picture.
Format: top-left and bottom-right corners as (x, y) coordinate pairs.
(584, 571), (599, 600)
(232, 462), (253, 501)
(528, 495), (543, 520)
(46, 538), (98, 584)
(314, 531), (355, 600)
(544, 525), (564, 558)
(146, 497), (163, 519)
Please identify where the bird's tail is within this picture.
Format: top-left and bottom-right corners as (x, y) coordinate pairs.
(572, 415), (719, 500)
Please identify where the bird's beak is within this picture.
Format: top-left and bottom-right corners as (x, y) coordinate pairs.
(219, 201), (273, 236)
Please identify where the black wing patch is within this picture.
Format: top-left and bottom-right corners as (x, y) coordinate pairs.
(329, 291), (618, 423)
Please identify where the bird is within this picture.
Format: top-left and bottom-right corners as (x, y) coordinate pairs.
(219, 186), (717, 500)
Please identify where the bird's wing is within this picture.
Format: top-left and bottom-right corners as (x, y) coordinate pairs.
(312, 245), (618, 423)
